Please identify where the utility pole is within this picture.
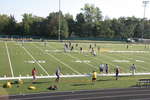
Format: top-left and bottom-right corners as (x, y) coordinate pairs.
(58, 0), (61, 41)
(143, 0), (149, 19)
(142, 0), (149, 39)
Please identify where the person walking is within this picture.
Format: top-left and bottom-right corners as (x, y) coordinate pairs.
(115, 66), (120, 80)
(92, 71), (97, 82)
(32, 68), (37, 82)
(55, 67), (61, 82)
(130, 64), (136, 75)
(105, 64), (109, 74)
(99, 64), (104, 73)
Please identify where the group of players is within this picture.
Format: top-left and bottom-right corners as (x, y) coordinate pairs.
(64, 42), (100, 56)
(32, 67), (61, 83)
(31, 63), (136, 84)
(32, 42), (137, 83)
(92, 63), (136, 81)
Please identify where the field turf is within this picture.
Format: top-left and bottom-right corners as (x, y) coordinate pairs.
(0, 41), (150, 77)
(0, 41), (150, 95)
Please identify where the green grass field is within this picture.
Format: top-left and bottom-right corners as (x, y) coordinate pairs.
(0, 76), (150, 95)
(0, 41), (150, 95)
(0, 41), (150, 78)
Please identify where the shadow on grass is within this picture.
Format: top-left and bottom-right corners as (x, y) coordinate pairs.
(97, 79), (113, 81)
(71, 83), (92, 86)
(12, 81), (51, 85)
(32, 81), (50, 84)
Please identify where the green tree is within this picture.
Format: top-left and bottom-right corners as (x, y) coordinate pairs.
(75, 13), (85, 36)
(81, 3), (102, 22)
(76, 3), (102, 37)
(64, 13), (75, 37)
(22, 13), (34, 35)
(45, 12), (69, 38)
(0, 14), (10, 34)
(3, 15), (17, 35)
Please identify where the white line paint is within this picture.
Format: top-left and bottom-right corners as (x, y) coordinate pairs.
(67, 54), (98, 69)
(109, 51), (149, 53)
(33, 44), (80, 74)
(18, 43), (50, 76)
(1, 73), (150, 80)
(5, 42), (14, 77)
(47, 43), (98, 69)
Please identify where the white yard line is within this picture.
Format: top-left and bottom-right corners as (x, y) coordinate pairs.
(5, 42), (14, 77)
(33, 44), (81, 74)
(67, 54), (98, 69)
(104, 54), (148, 70)
(1, 73), (150, 80)
(18, 44), (50, 76)
(47, 43), (98, 69)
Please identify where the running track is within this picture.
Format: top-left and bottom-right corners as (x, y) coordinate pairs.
(1, 87), (150, 100)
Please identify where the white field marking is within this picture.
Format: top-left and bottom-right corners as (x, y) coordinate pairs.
(5, 42), (14, 77)
(112, 60), (130, 63)
(136, 60), (145, 63)
(89, 54), (115, 69)
(97, 52), (148, 71)
(106, 53), (148, 70)
(33, 44), (81, 74)
(45, 49), (79, 53)
(1, 73), (150, 80)
(92, 53), (148, 72)
(75, 60), (90, 63)
(46, 43), (98, 69)
(67, 54), (98, 69)
(24, 60), (46, 64)
(45, 49), (62, 52)
(109, 51), (149, 53)
(18, 44), (50, 76)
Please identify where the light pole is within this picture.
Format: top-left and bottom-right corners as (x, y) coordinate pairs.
(58, 0), (61, 41)
(143, 0), (149, 19)
(142, 0), (149, 39)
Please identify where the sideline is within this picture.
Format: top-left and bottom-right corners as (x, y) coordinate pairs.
(5, 42), (14, 77)
(1, 73), (150, 80)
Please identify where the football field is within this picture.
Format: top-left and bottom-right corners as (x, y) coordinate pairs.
(0, 41), (150, 79)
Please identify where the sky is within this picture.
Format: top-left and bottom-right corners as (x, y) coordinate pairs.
(0, 0), (150, 22)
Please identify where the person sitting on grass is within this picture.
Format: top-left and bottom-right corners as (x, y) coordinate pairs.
(48, 85), (58, 90)
(92, 71), (97, 82)
(32, 68), (37, 83)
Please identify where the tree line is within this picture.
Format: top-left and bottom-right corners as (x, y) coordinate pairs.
(0, 4), (150, 39)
